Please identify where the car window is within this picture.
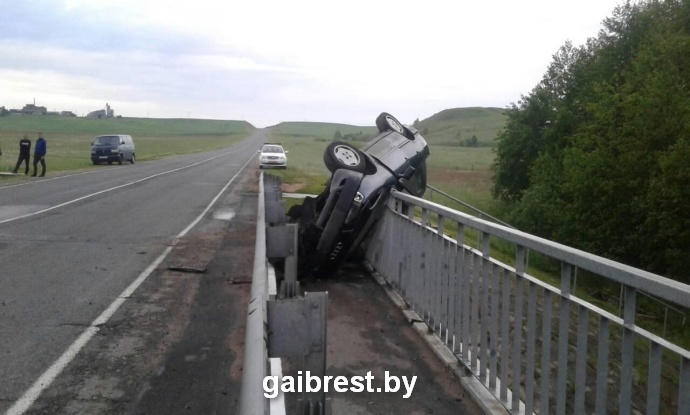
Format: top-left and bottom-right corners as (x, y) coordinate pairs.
(94, 136), (119, 145)
(262, 146), (284, 154)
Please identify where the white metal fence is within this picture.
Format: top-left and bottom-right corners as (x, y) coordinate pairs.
(365, 190), (690, 415)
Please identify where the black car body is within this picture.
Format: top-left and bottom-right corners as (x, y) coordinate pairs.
(91, 134), (136, 165)
(291, 112), (429, 276)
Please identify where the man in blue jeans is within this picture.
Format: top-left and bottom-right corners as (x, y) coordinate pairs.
(32, 132), (47, 177)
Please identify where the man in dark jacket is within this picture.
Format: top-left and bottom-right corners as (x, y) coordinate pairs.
(32, 132), (47, 177)
(13, 134), (32, 175)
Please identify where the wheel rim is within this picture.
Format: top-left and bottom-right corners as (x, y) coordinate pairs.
(386, 116), (405, 134)
(333, 145), (360, 166)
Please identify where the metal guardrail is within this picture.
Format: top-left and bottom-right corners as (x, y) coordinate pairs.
(239, 172), (271, 415)
(365, 190), (690, 415)
(239, 173), (330, 415)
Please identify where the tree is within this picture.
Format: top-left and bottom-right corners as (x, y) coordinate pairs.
(333, 130), (342, 140)
(492, 39), (592, 203)
(492, 87), (556, 202)
(643, 139), (690, 282)
(492, 0), (690, 280)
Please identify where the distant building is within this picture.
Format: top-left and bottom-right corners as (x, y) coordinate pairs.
(6, 100), (74, 116)
(87, 103), (115, 119)
(19, 103), (47, 115)
(3, 100), (83, 117)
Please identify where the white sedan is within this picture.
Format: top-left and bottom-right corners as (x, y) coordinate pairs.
(258, 144), (288, 169)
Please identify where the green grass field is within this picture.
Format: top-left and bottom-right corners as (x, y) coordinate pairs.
(0, 110), (500, 209)
(267, 118), (499, 213)
(0, 116), (254, 173)
(1, 110), (502, 213)
(424, 146), (496, 211)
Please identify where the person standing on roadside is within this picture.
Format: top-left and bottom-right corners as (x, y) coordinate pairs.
(13, 134), (32, 175)
(32, 132), (46, 177)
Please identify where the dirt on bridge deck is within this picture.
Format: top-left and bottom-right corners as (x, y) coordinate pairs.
(281, 263), (486, 415)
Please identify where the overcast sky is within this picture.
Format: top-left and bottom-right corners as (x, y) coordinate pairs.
(1, 0), (624, 128)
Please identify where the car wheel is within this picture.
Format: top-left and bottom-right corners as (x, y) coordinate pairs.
(118, 155), (123, 165)
(92, 160), (99, 165)
(323, 141), (366, 173)
(130, 154), (135, 164)
(375, 112), (407, 135)
(316, 174), (360, 256)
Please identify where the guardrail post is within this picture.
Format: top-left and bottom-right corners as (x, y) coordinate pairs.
(266, 223), (300, 298)
(300, 292), (328, 414)
(267, 292), (331, 415)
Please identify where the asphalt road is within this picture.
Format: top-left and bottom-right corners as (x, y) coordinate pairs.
(0, 130), (267, 414)
(1, 128), (486, 415)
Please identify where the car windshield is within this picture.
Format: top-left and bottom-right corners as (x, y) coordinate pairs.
(94, 136), (120, 145)
(262, 146), (284, 154)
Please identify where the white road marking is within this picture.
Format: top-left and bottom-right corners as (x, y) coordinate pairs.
(0, 171), (101, 190)
(0, 152), (232, 226)
(5, 154), (255, 415)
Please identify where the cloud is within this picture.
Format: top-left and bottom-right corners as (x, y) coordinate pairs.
(0, 0), (625, 127)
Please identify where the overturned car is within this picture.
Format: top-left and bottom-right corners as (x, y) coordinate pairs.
(289, 112), (430, 276)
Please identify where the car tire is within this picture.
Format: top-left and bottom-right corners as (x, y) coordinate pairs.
(376, 112), (406, 134)
(323, 141), (366, 173)
(130, 154), (135, 164)
(118, 155), (123, 165)
(316, 173), (360, 257)
(376, 112), (416, 140)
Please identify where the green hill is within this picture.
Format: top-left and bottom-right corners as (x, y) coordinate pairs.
(269, 121), (378, 143)
(414, 107), (507, 147)
(270, 108), (507, 146)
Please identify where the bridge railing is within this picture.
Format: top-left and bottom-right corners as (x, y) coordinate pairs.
(425, 184), (687, 338)
(365, 189), (690, 415)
